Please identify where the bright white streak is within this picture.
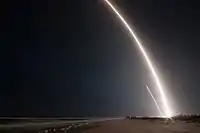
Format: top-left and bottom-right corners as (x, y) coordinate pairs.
(146, 85), (163, 117)
(104, 0), (172, 118)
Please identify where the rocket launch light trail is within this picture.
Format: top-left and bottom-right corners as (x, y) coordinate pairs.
(103, 0), (173, 119)
(146, 85), (163, 117)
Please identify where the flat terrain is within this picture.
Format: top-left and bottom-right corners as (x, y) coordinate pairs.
(1, 118), (200, 133)
(84, 119), (200, 133)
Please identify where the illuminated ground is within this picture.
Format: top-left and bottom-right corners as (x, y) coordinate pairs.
(1, 118), (200, 133)
(83, 119), (200, 133)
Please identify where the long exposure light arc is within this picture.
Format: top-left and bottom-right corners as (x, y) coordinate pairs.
(103, 0), (173, 118)
(146, 85), (163, 117)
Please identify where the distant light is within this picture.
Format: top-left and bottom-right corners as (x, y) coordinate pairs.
(146, 85), (163, 116)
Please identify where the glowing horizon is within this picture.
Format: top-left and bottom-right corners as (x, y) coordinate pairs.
(103, 0), (173, 118)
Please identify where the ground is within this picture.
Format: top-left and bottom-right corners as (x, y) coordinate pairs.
(83, 119), (200, 133)
(1, 118), (200, 133)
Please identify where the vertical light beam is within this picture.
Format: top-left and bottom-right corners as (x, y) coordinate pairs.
(103, 0), (173, 118)
(146, 85), (163, 117)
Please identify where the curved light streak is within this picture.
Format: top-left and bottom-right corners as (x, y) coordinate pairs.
(103, 0), (173, 118)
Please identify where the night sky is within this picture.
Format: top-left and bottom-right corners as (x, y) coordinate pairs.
(1, 0), (200, 117)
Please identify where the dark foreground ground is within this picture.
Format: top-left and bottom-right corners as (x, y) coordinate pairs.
(1, 116), (200, 133)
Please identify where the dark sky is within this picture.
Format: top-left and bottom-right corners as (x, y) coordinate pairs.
(1, 0), (200, 117)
